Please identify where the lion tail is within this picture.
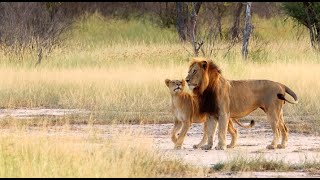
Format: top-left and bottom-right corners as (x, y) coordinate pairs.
(233, 119), (255, 129)
(277, 85), (298, 104)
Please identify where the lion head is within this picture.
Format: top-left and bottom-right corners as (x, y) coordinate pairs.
(165, 79), (186, 95)
(185, 58), (221, 95)
(185, 58), (222, 116)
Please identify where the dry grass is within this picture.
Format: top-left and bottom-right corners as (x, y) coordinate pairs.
(0, 14), (317, 124)
(210, 155), (320, 173)
(0, 41), (318, 124)
(0, 124), (203, 178)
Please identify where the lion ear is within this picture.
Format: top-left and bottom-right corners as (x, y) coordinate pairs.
(181, 79), (186, 86)
(165, 79), (171, 87)
(200, 61), (208, 70)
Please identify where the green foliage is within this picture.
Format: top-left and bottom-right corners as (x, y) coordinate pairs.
(282, 3), (306, 26)
(281, 2), (320, 27)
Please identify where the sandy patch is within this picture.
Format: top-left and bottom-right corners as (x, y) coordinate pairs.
(0, 108), (90, 119)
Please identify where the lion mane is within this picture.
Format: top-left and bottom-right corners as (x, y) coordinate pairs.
(195, 61), (221, 118)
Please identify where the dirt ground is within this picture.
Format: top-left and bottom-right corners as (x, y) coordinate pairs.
(91, 120), (320, 178)
(149, 122), (320, 178)
(1, 108), (320, 178)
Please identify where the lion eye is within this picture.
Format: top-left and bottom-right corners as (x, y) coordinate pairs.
(193, 70), (196, 74)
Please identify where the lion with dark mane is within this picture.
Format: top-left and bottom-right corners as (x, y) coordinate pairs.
(185, 58), (298, 150)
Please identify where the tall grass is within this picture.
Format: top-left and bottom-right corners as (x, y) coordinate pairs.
(251, 15), (309, 42)
(0, 125), (201, 177)
(0, 12), (318, 124)
(65, 12), (179, 49)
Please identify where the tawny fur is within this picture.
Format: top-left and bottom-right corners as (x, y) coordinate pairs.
(165, 78), (255, 150)
(185, 58), (298, 150)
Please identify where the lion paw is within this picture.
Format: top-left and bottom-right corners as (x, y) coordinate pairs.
(193, 144), (200, 149)
(171, 136), (177, 143)
(215, 145), (227, 150)
(277, 144), (286, 149)
(266, 144), (276, 149)
(174, 145), (182, 150)
(227, 144), (235, 148)
(200, 145), (212, 150)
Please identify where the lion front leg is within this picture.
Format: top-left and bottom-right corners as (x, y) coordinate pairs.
(215, 113), (229, 150)
(171, 119), (182, 144)
(193, 121), (208, 149)
(201, 116), (218, 150)
(174, 120), (191, 150)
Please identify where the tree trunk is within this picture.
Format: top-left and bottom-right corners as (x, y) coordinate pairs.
(303, 2), (320, 49)
(165, 2), (168, 24)
(217, 5), (223, 39)
(242, 2), (252, 60)
(190, 2), (202, 56)
(230, 2), (244, 41)
(176, 2), (186, 41)
(159, 2), (162, 18)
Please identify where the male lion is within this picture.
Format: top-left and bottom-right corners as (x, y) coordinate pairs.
(185, 58), (298, 150)
(165, 78), (255, 150)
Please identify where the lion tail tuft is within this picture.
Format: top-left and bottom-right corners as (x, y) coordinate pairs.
(277, 93), (298, 104)
(233, 119), (255, 129)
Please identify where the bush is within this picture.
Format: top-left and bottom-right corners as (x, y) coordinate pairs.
(0, 2), (73, 64)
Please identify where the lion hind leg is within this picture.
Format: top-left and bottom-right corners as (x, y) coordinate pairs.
(278, 110), (289, 149)
(227, 119), (238, 148)
(193, 121), (208, 149)
(266, 111), (281, 149)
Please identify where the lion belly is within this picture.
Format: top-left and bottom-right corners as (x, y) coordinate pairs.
(229, 80), (284, 118)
